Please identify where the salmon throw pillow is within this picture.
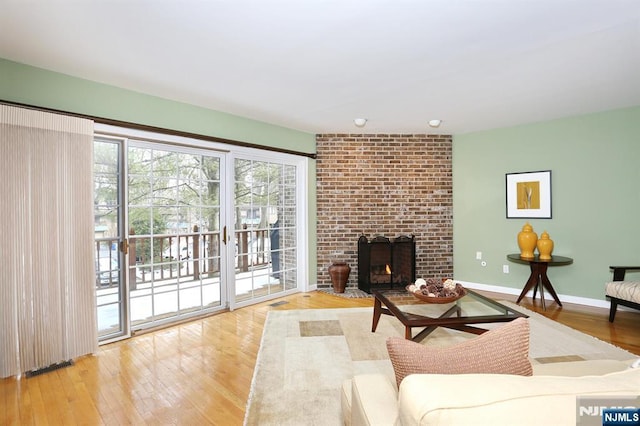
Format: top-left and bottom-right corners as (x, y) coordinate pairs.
(386, 317), (532, 387)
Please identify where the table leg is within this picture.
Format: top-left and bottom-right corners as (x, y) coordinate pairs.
(516, 264), (540, 304)
(405, 326), (412, 340)
(539, 263), (563, 307)
(372, 296), (382, 332)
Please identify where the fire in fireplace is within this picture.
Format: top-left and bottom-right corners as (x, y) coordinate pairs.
(357, 235), (416, 293)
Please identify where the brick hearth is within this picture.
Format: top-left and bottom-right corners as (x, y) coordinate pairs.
(316, 133), (453, 290)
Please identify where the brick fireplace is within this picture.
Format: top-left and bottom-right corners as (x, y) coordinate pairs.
(316, 134), (453, 290)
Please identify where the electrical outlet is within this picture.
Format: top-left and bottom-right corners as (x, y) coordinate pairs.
(503, 265), (509, 273)
(476, 251), (482, 260)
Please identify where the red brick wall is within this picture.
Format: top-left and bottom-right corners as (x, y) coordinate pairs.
(316, 133), (453, 289)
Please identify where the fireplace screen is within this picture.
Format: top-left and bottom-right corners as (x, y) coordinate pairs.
(357, 235), (415, 293)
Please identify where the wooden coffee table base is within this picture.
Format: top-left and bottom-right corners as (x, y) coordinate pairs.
(372, 289), (527, 342)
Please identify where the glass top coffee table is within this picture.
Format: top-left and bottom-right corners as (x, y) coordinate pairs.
(372, 288), (528, 342)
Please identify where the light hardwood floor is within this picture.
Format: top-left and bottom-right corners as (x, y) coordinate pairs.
(1, 290), (638, 425)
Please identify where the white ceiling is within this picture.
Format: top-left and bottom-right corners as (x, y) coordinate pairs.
(1, 1), (640, 135)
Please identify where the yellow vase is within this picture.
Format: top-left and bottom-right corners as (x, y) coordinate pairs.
(537, 231), (554, 260)
(517, 222), (538, 258)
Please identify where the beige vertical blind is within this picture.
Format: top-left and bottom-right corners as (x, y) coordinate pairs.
(0, 105), (97, 378)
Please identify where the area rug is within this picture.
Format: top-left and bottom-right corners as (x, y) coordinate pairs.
(243, 302), (636, 426)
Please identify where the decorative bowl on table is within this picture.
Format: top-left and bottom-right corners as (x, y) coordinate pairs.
(406, 278), (467, 304)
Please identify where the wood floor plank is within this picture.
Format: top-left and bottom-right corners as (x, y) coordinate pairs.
(1, 377), (19, 425)
(1, 290), (638, 425)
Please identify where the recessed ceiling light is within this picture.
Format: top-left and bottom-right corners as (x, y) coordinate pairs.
(428, 119), (442, 128)
(354, 118), (367, 128)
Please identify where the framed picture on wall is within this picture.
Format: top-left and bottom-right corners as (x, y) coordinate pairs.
(506, 170), (552, 218)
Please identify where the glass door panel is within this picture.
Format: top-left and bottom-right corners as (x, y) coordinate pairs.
(127, 142), (224, 330)
(94, 137), (125, 340)
(234, 159), (297, 302)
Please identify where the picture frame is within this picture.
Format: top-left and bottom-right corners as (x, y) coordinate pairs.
(505, 170), (552, 218)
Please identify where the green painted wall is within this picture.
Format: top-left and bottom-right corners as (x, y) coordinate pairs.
(453, 106), (640, 302)
(0, 58), (315, 151)
(0, 57), (318, 287)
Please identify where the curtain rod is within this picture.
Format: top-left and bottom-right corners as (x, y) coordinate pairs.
(1, 100), (317, 160)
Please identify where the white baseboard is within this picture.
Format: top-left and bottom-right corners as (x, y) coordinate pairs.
(310, 281), (633, 313)
(457, 280), (611, 309)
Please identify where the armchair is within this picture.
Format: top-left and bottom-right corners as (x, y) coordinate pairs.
(605, 266), (640, 322)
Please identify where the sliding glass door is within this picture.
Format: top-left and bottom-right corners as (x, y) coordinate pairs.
(94, 138), (226, 339)
(94, 126), (306, 341)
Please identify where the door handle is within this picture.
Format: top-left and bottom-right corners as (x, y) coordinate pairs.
(119, 239), (129, 255)
(222, 226), (227, 245)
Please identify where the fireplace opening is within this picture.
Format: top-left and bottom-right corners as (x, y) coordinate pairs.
(357, 235), (416, 293)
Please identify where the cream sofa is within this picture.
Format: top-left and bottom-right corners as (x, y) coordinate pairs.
(341, 359), (640, 426)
